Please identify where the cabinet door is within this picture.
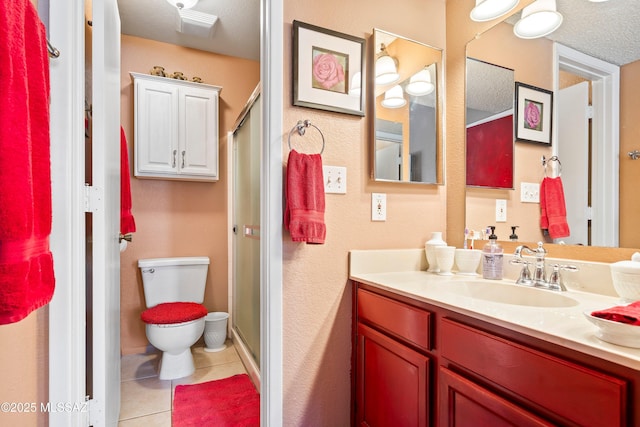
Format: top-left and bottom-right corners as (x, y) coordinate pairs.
(357, 323), (430, 427)
(439, 367), (553, 427)
(135, 78), (179, 176)
(179, 85), (219, 178)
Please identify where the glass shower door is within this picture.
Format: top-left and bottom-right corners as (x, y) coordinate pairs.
(233, 94), (261, 365)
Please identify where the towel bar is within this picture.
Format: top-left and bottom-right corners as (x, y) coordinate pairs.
(287, 120), (325, 155)
(542, 155), (562, 177)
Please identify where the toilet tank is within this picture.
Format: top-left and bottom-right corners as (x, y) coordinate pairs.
(138, 257), (210, 308)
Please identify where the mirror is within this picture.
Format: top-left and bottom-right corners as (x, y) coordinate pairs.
(372, 29), (443, 184)
(464, 3), (640, 248)
(466, 58), (514, 189)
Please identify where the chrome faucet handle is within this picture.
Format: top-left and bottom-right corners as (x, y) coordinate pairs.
(532, 242), (548, 287)
(516, 260), (533, 285)
(547, 264), (579, 292)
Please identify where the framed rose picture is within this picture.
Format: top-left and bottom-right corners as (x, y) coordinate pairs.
(514, 82), (553, 145)
(292, 20), (365, 116)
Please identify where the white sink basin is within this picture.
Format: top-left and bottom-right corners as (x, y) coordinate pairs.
(445, 281), (579, 308)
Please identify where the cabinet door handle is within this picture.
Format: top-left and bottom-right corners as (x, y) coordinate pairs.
(172, 149), (177, 168)
(182, 150), (186, 168)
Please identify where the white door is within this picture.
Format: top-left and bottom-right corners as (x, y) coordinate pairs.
(90, 0), (122, 424)
(556, 81), (589, 245)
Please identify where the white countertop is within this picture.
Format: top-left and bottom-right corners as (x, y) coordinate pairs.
(350, 249), (640, 370)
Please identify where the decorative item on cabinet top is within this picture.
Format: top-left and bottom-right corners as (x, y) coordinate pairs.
(130, 72), (222, 182)
(149, 66), (204, 83)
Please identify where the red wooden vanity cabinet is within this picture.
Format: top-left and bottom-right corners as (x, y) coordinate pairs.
(352, 282), (640, 427)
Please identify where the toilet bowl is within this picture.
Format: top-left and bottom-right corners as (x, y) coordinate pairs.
(138, 257), (210, 380)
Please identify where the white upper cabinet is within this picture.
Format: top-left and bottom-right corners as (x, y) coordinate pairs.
(131, 72), (222, 181)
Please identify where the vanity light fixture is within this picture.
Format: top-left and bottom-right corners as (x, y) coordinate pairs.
(166, 0), (199, 9)
(381, 85), (407, 109)
(405, 68), (434, 96)
(513, 0), (563, 39)
(470, 0), (520, 22)
(375, 44), (400, 85)
(348, 71), (361, 97)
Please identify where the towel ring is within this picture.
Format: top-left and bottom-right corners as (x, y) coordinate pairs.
(287, 120), (325, 155)
(542, 155), (562, 177)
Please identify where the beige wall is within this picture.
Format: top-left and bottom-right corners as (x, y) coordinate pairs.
(119, 35), (259, 354)
(0, 309), (48, 427)
(282, 0), (446, 425)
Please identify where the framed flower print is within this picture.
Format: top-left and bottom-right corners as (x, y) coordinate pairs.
(292, 20), (365, 116)
(514, 82), (553, 145)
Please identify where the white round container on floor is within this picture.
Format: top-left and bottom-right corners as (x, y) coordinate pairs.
(204, 312), (229, 352)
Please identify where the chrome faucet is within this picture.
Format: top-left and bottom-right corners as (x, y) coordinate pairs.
(511, 242), (577, 291)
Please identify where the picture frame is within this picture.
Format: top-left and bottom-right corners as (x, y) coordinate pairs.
(514, 82), (553, 145)
(292, 20), (365, 116)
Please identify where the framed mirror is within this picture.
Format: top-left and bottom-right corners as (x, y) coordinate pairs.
(372, 29), (443, 184)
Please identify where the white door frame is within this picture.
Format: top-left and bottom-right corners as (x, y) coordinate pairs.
(553, 43), (620, 247)
(261, 0), (284, 424)
(48, 0), (88, 425)
(49, 0), (285, 424)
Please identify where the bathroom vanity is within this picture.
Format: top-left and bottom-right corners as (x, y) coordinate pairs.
(350, 249), (640, 427)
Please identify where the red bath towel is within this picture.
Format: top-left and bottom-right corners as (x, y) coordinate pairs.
(540, 176), (570, 239)
(0, 0), (55, 324)
(592, 301), (640, 326)
(284, 150), (326, 244)
(120, 127), (136, 235)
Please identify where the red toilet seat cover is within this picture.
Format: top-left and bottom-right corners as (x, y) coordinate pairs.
(141, 302), (207, 325)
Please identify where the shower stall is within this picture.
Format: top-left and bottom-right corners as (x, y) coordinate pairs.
(229, 85), (261, 385)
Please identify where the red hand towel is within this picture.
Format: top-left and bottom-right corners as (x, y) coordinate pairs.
(591, 301), (640, 326)
(120, 127), (136, 235)
(540, 176), (570, 239)
(284, 150), (326, 244)
(0, 0), (55, 324)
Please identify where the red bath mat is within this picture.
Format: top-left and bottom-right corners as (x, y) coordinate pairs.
(172, 374), (260, 426)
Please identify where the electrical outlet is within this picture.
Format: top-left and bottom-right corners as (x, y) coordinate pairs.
(521, 182), (540, 203)
(496, 199), (507, 222)
(323, 166), (347, 194)
(371, 193), (386, 221)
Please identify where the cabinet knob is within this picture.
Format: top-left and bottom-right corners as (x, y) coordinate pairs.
(172, 149), (177, 168)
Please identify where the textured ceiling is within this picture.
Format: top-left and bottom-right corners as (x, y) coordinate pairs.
(508, 0), (640, 66)
(117, 0), (639, 70)
(117, 0), (260, 61)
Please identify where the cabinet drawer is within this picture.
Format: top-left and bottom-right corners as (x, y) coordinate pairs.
(441, 318), (628, 427)
(357, 288), (432, 351)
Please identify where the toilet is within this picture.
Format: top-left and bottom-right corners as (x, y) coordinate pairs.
(138, 256), (210, 380)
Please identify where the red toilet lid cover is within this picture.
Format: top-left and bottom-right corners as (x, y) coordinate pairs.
(141, 302), (207, 325)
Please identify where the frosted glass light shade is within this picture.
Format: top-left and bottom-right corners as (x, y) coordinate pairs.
(406, 69), (434, 96)
(381, 85), (406, 109)
(513, 0), (563, 39)
(166, 0), (198, 9)
(349, 71), (361, 97)
(470, 0), (519, 22)
(375, 55), (400, 85)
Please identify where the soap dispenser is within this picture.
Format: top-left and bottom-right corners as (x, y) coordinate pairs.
(482, 226), (504, 280)
(509, 226), (519, 242)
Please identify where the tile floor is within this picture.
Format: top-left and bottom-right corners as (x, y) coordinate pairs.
(118, 340), (248, 426)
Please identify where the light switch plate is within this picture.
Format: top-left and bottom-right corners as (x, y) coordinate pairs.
(521, 182), (540, 203)
(496, 199), (507, 222)
(371, 193), (386, 221)
(323, 165), (347, 194)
